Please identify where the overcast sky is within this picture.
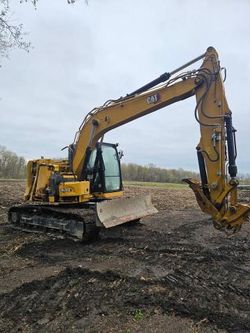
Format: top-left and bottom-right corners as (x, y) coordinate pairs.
(1, 0), (250, 172)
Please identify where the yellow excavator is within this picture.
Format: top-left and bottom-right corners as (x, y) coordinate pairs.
(8, 46), (250, 240)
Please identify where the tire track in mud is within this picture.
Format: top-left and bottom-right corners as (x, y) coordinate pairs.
(0, 266), (249, 333)
(2, 221), (250, 333)
(1, 183), (250, 332)
(15, 220), (250, 273)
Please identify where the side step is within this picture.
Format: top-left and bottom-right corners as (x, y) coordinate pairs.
(96, 194), (158, 228)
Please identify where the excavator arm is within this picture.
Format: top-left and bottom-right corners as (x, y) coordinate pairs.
(184, 48), (250, 232)
(71, 46), (250, 232)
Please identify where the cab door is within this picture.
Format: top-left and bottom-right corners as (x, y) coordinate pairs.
(85, 143), (122, 194)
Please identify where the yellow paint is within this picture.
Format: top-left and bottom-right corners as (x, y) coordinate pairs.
(93, 191), (124, 199)
(59, 181), (91, 202)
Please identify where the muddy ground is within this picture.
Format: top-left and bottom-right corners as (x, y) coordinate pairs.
(0, 181), (250, 333)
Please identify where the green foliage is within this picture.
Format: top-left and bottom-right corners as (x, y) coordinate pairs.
(0, 146), (26, 179)
(134, 309), (143, 321)
(121, 163), (199, 184)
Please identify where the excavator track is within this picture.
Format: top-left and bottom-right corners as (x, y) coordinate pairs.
(8, 195), (157, 241)
(8, 203), (100, 241)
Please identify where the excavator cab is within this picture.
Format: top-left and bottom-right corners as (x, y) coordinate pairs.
(85, 142), (123, 194)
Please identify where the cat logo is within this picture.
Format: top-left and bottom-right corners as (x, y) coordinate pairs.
(146, 93), (161, 104)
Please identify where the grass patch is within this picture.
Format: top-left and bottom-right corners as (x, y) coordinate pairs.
(124, 180), (187, 189)
(134, 309), (144, 321)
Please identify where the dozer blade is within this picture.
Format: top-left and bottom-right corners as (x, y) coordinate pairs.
(96, 195), (158, 228)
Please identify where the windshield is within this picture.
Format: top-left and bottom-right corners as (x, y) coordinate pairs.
(101, 145), (121, 192)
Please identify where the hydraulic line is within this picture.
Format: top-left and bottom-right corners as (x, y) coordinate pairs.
(197, 148), (210, 198)
(225, 114), (237, 178)
(127, 51), (207, 97)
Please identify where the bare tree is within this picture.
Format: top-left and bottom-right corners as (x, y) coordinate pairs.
(0, 146), (26, 179)
(0, 0), (87, 61)
(0, 0), (32, 60)
(121, 163), (200, 184)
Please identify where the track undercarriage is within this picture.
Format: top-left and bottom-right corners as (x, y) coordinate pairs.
(8, 195), (158, 241)
(8, 203), (100, 241)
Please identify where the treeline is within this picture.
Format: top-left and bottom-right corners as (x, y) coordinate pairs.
(1, 145), (250, 184)
(238, 174), (250, 185)
(121, 163), (199, 183)
(0, 146), (26, 179)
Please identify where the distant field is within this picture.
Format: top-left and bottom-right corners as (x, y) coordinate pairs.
(124, 180), (187, 189)
(0, 179), (187, 189)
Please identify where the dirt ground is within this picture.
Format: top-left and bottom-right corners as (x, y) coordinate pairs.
(0, 181), (250, 333)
